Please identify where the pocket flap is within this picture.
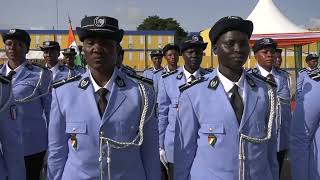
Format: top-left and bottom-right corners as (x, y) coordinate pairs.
(199, 123), (225, 134)
(66, 122), (87, 133)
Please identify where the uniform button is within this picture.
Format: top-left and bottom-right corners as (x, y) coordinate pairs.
(72, 128), (76, 131)
(102, 150), (106, 156)
(100, 131), (104, 136)
(209, 127), (213, 132)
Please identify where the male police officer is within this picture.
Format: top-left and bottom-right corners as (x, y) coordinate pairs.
(274, 49), (291, 88)
(0, 29), (52, 180)
(47, 16), (160, 180)
(296, 53), (319, 96)
(162, 43), (180, 73)
(0, 75), (26, 180)
(174, 16), (278, 180)
(290, 69), (320, 180)
(41, 41), (69, 82)
(62, 48), (86, 77)
(249, 38), (291, 177)
(157, 34), (209, 179)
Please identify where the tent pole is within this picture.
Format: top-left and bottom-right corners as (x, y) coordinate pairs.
(294, 45), (302, 79)
(317, 42), (320, 65)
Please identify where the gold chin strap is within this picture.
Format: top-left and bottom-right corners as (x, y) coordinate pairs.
(15, 68), (52, 104)
(99, 81), (156, 180)
(238, 83), (277, 180)
(0, 82), (13, 113)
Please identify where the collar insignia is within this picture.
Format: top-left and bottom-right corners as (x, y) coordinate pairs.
(208, 76), (219, 90)
(176, 72), (183, 80)
(78, 77), (90, 90)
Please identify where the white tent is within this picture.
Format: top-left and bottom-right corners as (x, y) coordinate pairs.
(246, 0), (320, 47)
(247, 0), (307, 34)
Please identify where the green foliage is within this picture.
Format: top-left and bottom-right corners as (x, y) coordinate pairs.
(137, 15), (188, 44)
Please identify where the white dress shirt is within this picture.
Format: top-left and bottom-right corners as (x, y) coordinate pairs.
(5, 61), (26, 77)
(217, 68), (245, 101)
(183, 66), (201, 83)
(89, 69), (116, 103)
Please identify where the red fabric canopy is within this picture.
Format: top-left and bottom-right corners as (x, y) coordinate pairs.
(249, 32), (320, 47)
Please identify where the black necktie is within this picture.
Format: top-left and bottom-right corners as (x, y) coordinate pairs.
(97, 88), (108, 118)
(6, 71), (16, 80)
(189, 75), (196, 82)
(230, 85), (244, 124)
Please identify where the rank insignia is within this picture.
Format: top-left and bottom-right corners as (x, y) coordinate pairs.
(208, 135), (217, 146)
(78, 77), (90, 90)
(176, 72), (183, 80)
(208, 76), (219, 90)
(70, 134), (78, 150)
(10, 105), (17, 120)
(116, 76), (125, 88)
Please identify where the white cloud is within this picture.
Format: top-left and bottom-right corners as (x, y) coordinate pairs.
(114, 4), (145, 30)
(308, 17), (320, 29)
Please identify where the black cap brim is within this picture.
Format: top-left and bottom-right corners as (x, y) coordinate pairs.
(40, 46), (60, 51)
(76, 27), (124, 42)
(180, 43), (208, 53)
(2, 33), (30, 47)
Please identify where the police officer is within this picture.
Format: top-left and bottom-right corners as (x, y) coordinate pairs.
(296, 53), (319, 96)
(144, 49), (164, 79)
(47, 16), (160, 180)
(249, 38), (291, 177)
(0, 29), (52, 180)
(290, 70), (320, 180)
(0, 75), (26, 180)
(274, 49), (291, 88)
(157, 34), (209, 180)
(174, 16), (278, 180)
(41, 41), (69, 82)
(162, 43), (180, 73)
(62, 48), (86, 77)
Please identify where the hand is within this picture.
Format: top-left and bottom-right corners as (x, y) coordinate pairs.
(159, 148), (168, 165)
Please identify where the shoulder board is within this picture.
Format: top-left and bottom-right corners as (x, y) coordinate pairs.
(204, 68), (214, 72)
(179, 77), (206, 92)
(162, 69), (178, 78)
(299, 68), (307, 73)
(126, 73), (153, 85)
(120, 65), (136, 75)
(245, 74), (256, 88)
(308, 68), (320, 75)
(311, 74), (320, 81)
(0, 64), (3, 69)
(0, 75), (10, 84)
(278, 68), (289, 74)
(52, 75), (82, 88)
(31, 62), (48, 70)
(250, 72), (277, 87)
(154, 67), (164, 74)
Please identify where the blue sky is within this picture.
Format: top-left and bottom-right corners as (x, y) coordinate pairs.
(0, 0), (319, 32)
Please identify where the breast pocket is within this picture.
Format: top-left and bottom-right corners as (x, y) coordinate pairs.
(14, 81), (38, 100)
(65, 122), (87, 151)
(198, 123), (225, 148)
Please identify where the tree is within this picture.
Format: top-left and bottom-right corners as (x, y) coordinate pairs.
(137, 15), (188, 45)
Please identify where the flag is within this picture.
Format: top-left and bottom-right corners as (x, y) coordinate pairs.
(67, 19), (84, 66)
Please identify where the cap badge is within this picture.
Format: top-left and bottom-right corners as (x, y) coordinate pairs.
(45, 41), (50, 46)
(192, 35), (199, 42)
(94, 16), (106, 27)
(9, 29), (16, 34)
